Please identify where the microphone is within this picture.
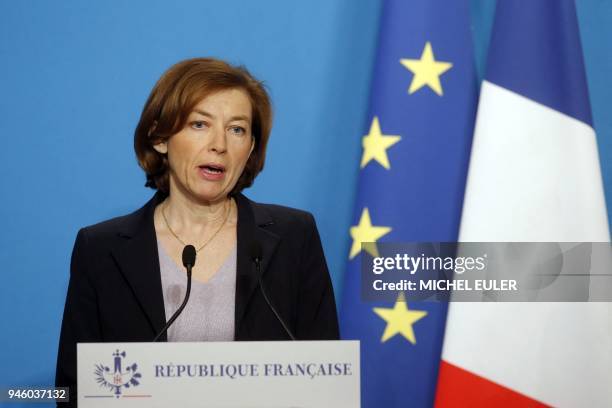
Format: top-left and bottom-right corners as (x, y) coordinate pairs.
(153, 245), (196, 342)
(250, 241), (296, 340)
(182, 245), (196, 268)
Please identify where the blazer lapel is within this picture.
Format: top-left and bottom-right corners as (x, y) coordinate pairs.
(234, 193), (280, 337)
(109, 191), (278, 341)
(110, 192), (168, 341)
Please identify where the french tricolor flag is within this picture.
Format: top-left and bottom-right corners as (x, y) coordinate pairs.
(435, 1), (611, 407)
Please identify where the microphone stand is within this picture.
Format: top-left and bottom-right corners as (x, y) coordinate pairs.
(253, 251), (296, 341)
(153, 245), (195, 342)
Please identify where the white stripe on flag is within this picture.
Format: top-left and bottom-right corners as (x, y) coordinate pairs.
(460, 81), (609, 242)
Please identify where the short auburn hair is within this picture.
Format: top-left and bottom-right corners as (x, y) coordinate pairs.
(134, 57), (273, 195)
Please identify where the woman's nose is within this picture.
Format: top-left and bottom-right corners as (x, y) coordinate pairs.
(208, 125), (227, 153)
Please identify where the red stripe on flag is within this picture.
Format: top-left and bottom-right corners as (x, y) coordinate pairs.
(435, 361), (549, 408)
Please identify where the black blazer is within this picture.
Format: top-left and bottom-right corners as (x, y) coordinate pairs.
(55, 192), (339, 401)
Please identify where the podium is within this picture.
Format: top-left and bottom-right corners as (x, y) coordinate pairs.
(77, 341), (360, 407)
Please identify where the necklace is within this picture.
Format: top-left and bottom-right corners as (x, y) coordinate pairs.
(161, 198), (231, 253)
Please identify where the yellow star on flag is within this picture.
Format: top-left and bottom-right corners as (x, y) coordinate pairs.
(373, 292), (427, 344)
(349, 208), (391, 259)
(400, 41), (452, 96)
(360, 117), (401, 170)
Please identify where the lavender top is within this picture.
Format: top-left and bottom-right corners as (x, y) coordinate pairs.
(158, 242), (236, 342)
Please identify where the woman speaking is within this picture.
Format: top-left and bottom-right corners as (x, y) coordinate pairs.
(56, 58), (339, 399)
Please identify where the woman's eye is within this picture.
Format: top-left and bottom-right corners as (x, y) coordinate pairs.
(191, 121), (208, 129)
(229, 126), (246, 136)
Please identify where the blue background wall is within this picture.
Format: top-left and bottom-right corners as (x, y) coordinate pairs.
(0, 0), (610, 401)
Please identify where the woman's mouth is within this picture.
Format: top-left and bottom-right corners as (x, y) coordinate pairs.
(198, 164), (226, 181)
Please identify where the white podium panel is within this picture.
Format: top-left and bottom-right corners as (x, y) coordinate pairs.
(78, 341), (360, 407)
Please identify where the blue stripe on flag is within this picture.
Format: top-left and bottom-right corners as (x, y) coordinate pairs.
(486, 0), (592, 126)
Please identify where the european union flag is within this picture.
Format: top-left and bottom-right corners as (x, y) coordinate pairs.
(339, 1), (477, 406)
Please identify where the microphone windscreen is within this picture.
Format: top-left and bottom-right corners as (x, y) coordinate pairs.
(182, 245), (197, 267)
(249, 241), (263, 261)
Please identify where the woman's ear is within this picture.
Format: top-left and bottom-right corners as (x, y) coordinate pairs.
(153, 141), (168, 154)
(149, 121), (168, 154)
(249, 136), (256, 155)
